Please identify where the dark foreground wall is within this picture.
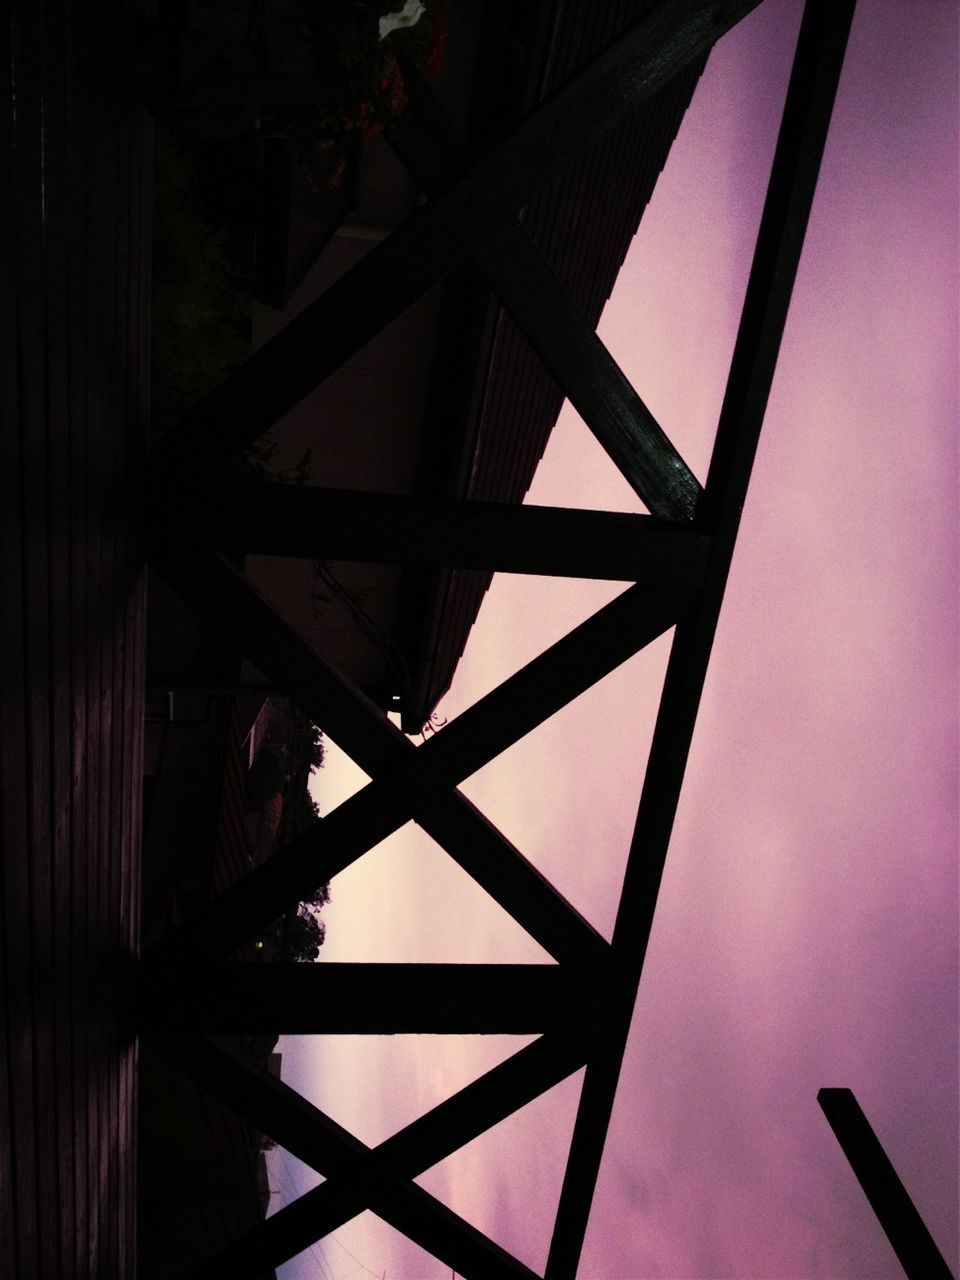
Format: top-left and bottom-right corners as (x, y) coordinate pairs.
(0, 4), (152, 1276)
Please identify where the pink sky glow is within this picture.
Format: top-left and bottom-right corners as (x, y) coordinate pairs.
(270, 1), (958, 1276)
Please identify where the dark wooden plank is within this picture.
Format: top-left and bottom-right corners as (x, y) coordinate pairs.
(41, 2), (78, 1273)
(109, 58), (137, 1280)
(185, 1163), (539, 1280)
(118, 20), (151, 1269)
(88, 20), (118, 1268)
(147, 550), (687, 967)
(0, 5), (146, 1276)
(115, 64), (135, 1280)
(0, 7), (39, 1273)
(77, 11), (109, 1265)
(153, 1031), (586, 1280)
(66, 11), (96, 1267)
(146, 548), (609, 968)
(0, 444), (39, 1280)
(138, 962), (612, 1035)
(196, 482), (710, 583)
(7, 2), (59, 1273)
(100, 25), (126, 1274)
(0, 110), (19, 1236)
(476, 222), (699, 519)
(390, 46), (701, 520)
(421, 789), (596, 956)
(64, 10), (93, 1269)
(113, 12), (148, 1262)
(149, 0), (761, 492)
(818, 1089), (955, 1280)
(544, 5), (858, 1274)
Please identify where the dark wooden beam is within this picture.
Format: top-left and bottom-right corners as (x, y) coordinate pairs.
(545, 4), (858, 1275)
(149, 0), (760, 492)
(389, 47), (701, 521)
(151, 1032), (587, 1280)
(817, 1089), (955, 1280)
(181, 1178), (539, 1280)
(147, 547), (688, 967)
(138, 962), (613, 1035)
(476, 224), (701, 520)
(195, 481), (710, 583)
(147, 545), (608, 969)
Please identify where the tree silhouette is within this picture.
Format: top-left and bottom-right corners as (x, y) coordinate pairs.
(283, 907), (326, 963)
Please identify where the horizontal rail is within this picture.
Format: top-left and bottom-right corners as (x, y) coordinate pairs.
(138, 962), (614, 1035)
(189, 482), (710, 582)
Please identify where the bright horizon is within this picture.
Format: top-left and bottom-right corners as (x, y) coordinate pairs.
(270, 1), (958, 1276)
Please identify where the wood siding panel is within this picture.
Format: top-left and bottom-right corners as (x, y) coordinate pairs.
(0, 3), (151, 1276)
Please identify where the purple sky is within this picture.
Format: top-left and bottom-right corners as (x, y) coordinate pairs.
(270, 1), (958, 1275)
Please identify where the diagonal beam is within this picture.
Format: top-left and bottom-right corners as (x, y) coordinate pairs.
(193, 1174), (539, 1280)
(389, 43), (701, 521)
(817, 1089), (956, 1280)
(148, 0), (761, 493)
(476, 224), (700, 520)
(138, 961), (614, 1035)
(544, 3), (858, 1275)
(151, 1031), (588, 1280)
(147, 543), (608, 968)
(147, 546), (689, 967)
(196, 481), (710, 583)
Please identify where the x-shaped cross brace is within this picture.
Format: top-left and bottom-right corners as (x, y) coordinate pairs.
(151, 1031), (589, 1280)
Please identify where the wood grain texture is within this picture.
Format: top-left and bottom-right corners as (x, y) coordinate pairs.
(0, 3), (150, 1276)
